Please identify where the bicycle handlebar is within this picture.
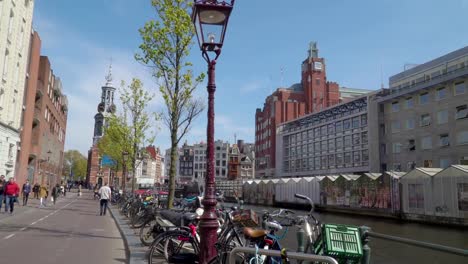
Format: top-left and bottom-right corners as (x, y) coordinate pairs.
(294, 193), (318, 224)
(265, 220), (283, 231)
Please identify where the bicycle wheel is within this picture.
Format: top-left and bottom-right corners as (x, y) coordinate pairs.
(140, 219), (158, 246)
(163, 230), (199, 263)
(148, 230), (199, 264)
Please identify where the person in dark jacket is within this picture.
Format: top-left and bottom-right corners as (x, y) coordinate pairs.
(33, 183), (40, 199)
(52, 184), (60, 205)
(22, 179), (32, 206)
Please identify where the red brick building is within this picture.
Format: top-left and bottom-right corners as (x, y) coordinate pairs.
(16, 32), (69, 187)
(255, 42), (358, 177)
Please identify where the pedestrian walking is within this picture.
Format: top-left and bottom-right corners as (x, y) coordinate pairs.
(98, 182), (111, 216)
(33, 183), (40, 199)
(51, 184), (59, 205)
(39, 184), (48, 208)
(22, 179), (32, 206)
(78, 184), (82, 196)
(0, 175), (5, 212)
(4, 177), (20, 214)
(93, 185), (99, 200)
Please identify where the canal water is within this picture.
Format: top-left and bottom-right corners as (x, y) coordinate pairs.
(232, 203), (467, 264)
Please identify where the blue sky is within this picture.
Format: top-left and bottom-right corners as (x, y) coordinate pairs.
(33, 0), (468, 156)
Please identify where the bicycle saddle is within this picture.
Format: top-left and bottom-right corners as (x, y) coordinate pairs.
(243, 228), (267, 238)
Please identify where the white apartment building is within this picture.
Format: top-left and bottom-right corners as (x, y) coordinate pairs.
(135, 158), (157, 188)
(0, 0), (34, 177)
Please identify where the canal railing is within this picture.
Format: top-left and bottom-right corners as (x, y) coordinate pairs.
(359, 226), (468, 264)
(228, 247), (339, 264)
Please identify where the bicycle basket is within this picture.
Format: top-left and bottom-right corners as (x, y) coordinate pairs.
(232, 209), (259, 227)
(322, 224), (363, 263)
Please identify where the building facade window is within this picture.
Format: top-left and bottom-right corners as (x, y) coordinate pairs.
(439, 134), (450, 147)
(439, 158), (451, 169)
(336, 153), (343, 166)
(353, 151), (360, 163)
(344, 152), (351, 165)
(406, 118), (415, 130)
(419, 92), (429, 105)
(362, 150), (369, 162)
(336, 137), (343, 149)
(391, 101), (399, 112)
(362, 131), (368, 144)
(454, 82), (466, 95)
(343, 119), (351, 130)
(408, 139), (416, 151)
(352, 117), (360, 128)
(361, 114), (367, 126)
(335, 121), (342, 133)
(436, 87), (447, 100)
(455, 105), (468, 120)
(421, 136), (432, 150)
(391, 121), (401, 133)
(406, 97), (414, 109)
(344, 135), (351, 147)
(437, 110), (448, 124)
(352, 133), (360, 145)
(457, 131), (468, 145)
(392, 143), (402, 154)
(420, 114), (431, 127)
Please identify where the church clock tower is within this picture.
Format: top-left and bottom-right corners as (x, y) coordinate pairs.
(86, 65), (119, 187)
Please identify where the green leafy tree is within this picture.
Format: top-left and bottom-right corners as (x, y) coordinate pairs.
(98, 78), (155, 191)
(63, 150), (88, 180)
(136, 0), (204, 208)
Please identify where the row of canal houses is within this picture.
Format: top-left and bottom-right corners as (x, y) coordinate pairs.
(234, 165), (468, 225)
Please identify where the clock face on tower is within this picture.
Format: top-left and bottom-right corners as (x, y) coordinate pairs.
(314, 62), (323, 71)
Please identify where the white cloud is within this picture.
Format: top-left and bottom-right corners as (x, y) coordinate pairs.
(239, 78), (270, 94)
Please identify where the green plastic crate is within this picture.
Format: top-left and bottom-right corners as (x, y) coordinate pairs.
(322, 224), (363, 263)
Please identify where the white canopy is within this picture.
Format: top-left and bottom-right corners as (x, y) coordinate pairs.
(291, 178), (303, 183)
(271, 179), (280, 183)
(385, 171), (407, 179)
(326, 175), (340, 182)
(364, 173), (382, 180)
(402, 167), (443, 179)
(434, 165), (468, 178)
(303, 177), (315, 182)
(340, 174), (361, 181)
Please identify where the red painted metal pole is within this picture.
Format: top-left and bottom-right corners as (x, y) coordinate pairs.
(199, 59), (219, 264)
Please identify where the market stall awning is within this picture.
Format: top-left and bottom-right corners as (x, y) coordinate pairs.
(433, 165), (468, 178)
(364, 173), (382, 180)
(385, 171), (406, 179)
(303, 177), (315, 182)
(402, 167), (443, 179)
(340, 174), (361, 181)
(291, 178), (303, 183)
(326, 175), (340, 181)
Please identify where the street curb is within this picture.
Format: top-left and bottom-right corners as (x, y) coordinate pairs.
(109, 206), (147, 264)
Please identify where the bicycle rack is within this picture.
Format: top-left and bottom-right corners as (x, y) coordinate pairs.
(228, 247), (339, 264)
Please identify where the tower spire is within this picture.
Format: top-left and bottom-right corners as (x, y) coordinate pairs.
(105, 57), (113, 86)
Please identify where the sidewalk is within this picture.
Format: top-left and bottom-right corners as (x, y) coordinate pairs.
(109, 205), (147, 264)
(0, 191), (76, 222)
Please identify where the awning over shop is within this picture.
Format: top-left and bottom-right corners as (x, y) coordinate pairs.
(326, 175), (340, 181)
(291, 178), (302, 183)
(303, 177), (315, 182)
(271, 179), (280, 183)
(402, 167), (443, 179)
(385, 171), (406, 179)
(340, 174), (361, 181)
(364, 173), (382, 180)
(434, 165), (468, 178)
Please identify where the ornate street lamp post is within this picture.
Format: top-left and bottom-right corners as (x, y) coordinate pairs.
(192, 1), (234, 263)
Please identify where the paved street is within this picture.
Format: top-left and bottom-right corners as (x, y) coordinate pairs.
(0, 191), (126, 264)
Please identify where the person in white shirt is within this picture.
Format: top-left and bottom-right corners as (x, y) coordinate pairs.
(98, 182), (112, 216)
